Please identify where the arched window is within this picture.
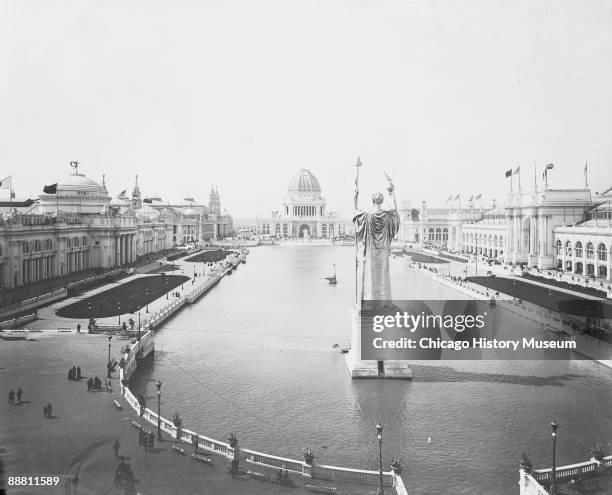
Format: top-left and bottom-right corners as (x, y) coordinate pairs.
(597, 243), (607, 262)
(586, 242), (594, 259)
(555, 240), (562, 255)
(500, 237), (504, 248)
(565, 241), (572, 256)
(435, 228), (442, 241)
(22, 242), (30, 254)
(429, 228), (435, 241)
(45, 239), (53, 250)
(575, 241), (583, 258)
(442, 228), (448, 241)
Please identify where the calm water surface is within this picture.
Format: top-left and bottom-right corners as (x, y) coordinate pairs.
(131, 246), (612, 495)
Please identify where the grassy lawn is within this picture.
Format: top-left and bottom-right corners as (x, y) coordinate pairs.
(468, 276), (612, 317)
(405, 251), (450, 264)
(56, 275), (189, 318)
(185, 249), (232, 263)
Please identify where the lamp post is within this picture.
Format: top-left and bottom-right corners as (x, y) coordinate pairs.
(137, 306), (141, 342)
(181, 269), (184, 290)
(376, 423), (384, 495)
(117, 301), (121, 325)
(156, 380), (162, 440)
(166, 280), (169, 300)
(107, 335), (112, 378)
(550, 419), (559, 494)
(145, 288), (150, 313)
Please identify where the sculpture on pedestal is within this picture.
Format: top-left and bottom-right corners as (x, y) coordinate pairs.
(353, 168), (400, 301)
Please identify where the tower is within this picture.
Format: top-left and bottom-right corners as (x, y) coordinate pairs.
(209, 185), (221, 214)
(132, 175), (142, 209)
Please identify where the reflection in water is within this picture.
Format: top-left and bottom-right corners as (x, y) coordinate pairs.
(130, 246), (612, 495)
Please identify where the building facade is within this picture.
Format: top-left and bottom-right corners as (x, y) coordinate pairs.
(257, 169), (348, 238)
(0, 167), (233, 289)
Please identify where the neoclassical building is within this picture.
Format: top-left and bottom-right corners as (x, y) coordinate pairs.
(257, 169), (347, 238)
(398, 175), (612, 281)
(0, 167), (233, 289)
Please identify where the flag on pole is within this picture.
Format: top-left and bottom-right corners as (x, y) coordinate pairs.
(0, 175), (11, 190)
(117, 189), (127, 199)
(475, 194), (482, 200)
(43, 183), (58, 194)
(584, 161), (588, 187)
(454, 194), (460, 200)
(505, 169), (512, 177)
(445, 195), (453, 203)
(468, 195), (474, 202)
(545, 163), (554, 170)
(513, 167), (520, 175)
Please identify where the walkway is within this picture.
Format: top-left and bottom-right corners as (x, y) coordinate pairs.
(0, 335), (375, 494)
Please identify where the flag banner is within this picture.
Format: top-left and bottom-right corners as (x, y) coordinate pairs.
(0, 175), (10, 189)
(454, 194), (460, 200)
(475, 194), (482, 200)
(43, 183), (58, 194)
(546, 163), (554, 170)
(505, 169), (512, 177)
(514, 167), (520, 174)
(118, 189), (127, 199)
(143, 198), (153, 204)
(446, 195), (453, 203)
(468, 195), (474, 202)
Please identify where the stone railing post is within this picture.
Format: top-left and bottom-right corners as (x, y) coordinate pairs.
(302, 462), (312, 478)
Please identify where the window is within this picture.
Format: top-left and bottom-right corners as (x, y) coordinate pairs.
(575, 241), (583, 258)
(586, 242), (594, 259)
(597, 243), (607, 262)
(555, 240), (562, 255)
(565, 241), (572, 256)
(22, 242), (30, 254)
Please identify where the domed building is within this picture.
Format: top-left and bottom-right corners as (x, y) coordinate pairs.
(38, 168), (110, 214)
(257, 169), (346, 239)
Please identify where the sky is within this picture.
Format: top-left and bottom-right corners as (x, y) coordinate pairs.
(1, 0), (611, 218)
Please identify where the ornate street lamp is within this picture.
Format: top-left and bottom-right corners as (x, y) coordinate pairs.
(145, 288), (150, 313)
(117, 301), (121, 325)
(376, 423), (384, 495)
(550, 419), (559, 494)
(107, 335), (112, 378)
(156, 380), (162, 440)
(137, 306), (141, 342)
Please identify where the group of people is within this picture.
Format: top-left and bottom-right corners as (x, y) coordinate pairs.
(43, 402), (53, 418)
(138, 428), (155, 451)
(86, 376), (104, 391)
(67, 366), (82, 380)
(7, 388), (23, 404)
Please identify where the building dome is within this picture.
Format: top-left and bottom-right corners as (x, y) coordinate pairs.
(58, 173), (106, 195)
(288, 169), (321, 194)
(182, 207), (198, 216)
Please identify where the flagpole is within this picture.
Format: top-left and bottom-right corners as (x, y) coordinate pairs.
(354, 157), (361, 305)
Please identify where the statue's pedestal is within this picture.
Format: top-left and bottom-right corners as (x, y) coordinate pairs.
(344, 305), (412, 380)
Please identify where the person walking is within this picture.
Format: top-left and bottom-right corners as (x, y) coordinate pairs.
(46, 403), (53, 418)
(76, 323), (81, 333)
(148, 431), (154, 450)
(113, 439), (120, 458)
(8, 389), (15, 404)
(138, 429), (143, 447)
(43, 404), (48, 418)
(16, 388), (22, 403)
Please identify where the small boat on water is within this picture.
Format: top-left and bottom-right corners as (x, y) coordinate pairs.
(324, 264), (337, 285)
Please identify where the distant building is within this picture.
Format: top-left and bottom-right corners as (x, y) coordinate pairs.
(0, 166), (233, 289)
(257, 169), (348, 238)
(398, 175), (612, 280)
